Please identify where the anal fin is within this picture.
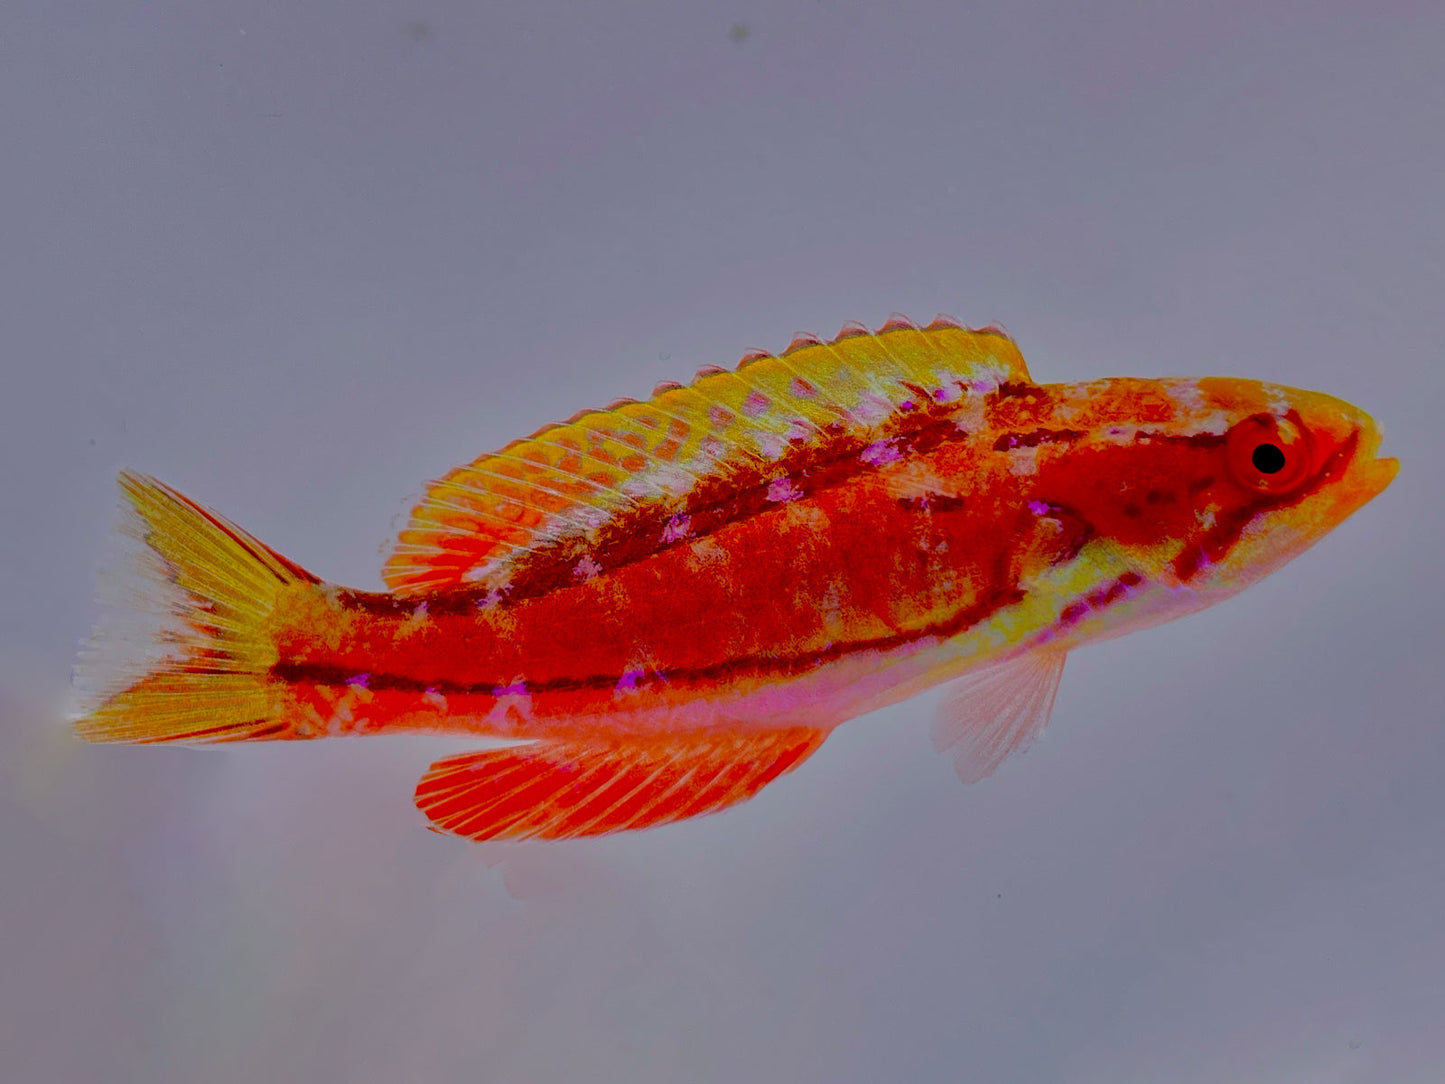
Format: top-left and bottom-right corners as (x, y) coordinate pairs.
(931, 649), (1067, 783)
(415, 727), (826, 841)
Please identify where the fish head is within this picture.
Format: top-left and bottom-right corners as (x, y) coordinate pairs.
(1168, 377), (1398, 594)
(1025, 376), (1397, 606)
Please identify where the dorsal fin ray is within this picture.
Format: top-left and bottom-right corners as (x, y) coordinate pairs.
(383, 318), (1029, 596)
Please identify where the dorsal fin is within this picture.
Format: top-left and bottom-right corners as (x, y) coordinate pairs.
(383, 317), (1029, 596)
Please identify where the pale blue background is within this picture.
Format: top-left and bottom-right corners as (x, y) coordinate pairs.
(3, 3), (1442, 1081)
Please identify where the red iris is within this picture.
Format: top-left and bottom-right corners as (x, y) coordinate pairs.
(1226, 414), (1313, 494)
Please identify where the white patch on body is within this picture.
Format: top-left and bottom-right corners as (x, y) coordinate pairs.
(950, 394), (988, 433)
(854, 392), (894, 424)
(328, 682), (373, 735)
(756, 433), (788, 460)
(860, 439), (903, 467)
(1196, 411), (1230, 435)
(1166, 380), (1209, 412)
(399, 601), (430, 637)
(685, 536), (730, 570)
(1261, 383), (1292, 416)
(649, 465), (694, 495)
(485, 679), (534, 733)
(766, 476), (803, 502)
(780, 500), (830, 531)
(579, 507), (611, 530)
(1008, 446), (1039, 475)
(883, 460), (961, 503)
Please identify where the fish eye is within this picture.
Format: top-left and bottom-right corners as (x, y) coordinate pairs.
(1226, 415), (1312, 493)
(1251, 443), (1286, 474)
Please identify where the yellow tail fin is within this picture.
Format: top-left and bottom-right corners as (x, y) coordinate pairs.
(73, 471), (318, 744)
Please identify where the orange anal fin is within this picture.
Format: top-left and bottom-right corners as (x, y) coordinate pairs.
(931, 648), (1067, 783)
(414, 727), (826, 841)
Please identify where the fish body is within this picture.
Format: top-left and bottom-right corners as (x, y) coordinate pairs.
(74, 317), (1396, 840)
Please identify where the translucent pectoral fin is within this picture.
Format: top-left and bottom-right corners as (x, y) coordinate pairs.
(415, 727), (826, 841)
(931, 648), (1067, 783)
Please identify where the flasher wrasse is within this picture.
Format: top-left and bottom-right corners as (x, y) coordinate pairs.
(73, 316), (1397, 842)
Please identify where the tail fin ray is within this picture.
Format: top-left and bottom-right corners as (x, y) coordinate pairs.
(73, 472), (317, 744)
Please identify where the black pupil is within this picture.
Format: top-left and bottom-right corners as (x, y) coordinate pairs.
(1252, 443), (1286, 474)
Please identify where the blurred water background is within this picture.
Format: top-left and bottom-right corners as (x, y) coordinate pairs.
(2, 2), (1442, 1081)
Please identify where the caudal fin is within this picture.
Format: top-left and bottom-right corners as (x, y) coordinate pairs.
(73, 471), (319, 744)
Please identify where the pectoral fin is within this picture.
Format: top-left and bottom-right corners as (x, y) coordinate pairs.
(931, 649), (1067, 783)
(415, 727), (826, 841)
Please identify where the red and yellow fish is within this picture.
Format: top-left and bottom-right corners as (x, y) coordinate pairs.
(73, 316), (1397, 841)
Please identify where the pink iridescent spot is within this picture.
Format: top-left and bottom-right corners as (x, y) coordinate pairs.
(1027, 500), (1052, 515)
(615, 667), (644, 694)
(789, 377), (818, 398)
(766, 476), (803, 502)
(741, 391), (771, 417)
(859, 439), (902, 467)
(493, 680), (527, 697)
(661, 514), (691, 543)
(346, 673), (370, 689)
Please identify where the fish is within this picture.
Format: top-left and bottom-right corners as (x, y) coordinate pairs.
(72, 315), (1398, 842)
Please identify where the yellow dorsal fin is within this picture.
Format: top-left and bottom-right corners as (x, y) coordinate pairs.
(383, 316), (1029, 596)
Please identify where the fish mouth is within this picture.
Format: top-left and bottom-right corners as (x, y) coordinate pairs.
(1368, 454), (1401, 493)
(1355, 423), (1400, 502)
(1299, 421), (1397, 526)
